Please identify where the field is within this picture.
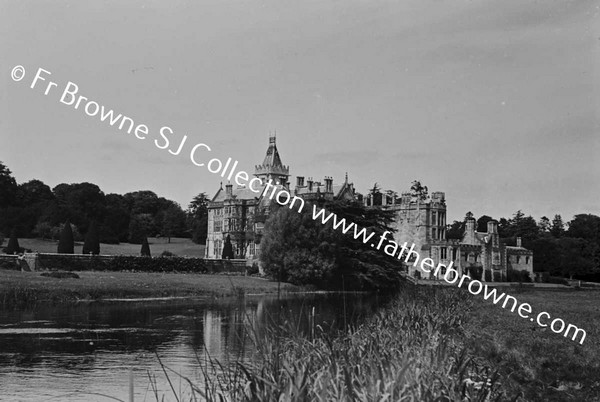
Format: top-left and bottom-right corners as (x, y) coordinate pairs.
(465, 288), (600, 401)
(0, 270), (298, 308)
(17, 237), (205, 257)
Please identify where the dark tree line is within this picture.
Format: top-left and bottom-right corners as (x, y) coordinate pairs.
(0, 161), (208, 246)
(447, 210), (600, 280)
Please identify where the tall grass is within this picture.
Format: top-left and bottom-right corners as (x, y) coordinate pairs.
(154, 285), (518, 401)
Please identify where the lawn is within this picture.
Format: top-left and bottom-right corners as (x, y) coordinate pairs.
(17, 237), (205, 257)
(0, 269), (298, 308)
(464, 288), (600, 401)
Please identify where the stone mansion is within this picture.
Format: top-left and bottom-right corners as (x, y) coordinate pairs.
(205, 136), (533, 282)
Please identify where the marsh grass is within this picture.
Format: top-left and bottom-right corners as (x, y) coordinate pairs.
(152, 285), (518, 401)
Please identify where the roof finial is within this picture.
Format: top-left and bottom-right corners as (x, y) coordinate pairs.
(345, 172), (348, 183)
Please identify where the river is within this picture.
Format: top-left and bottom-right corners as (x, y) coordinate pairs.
(0, 293), (385, 401)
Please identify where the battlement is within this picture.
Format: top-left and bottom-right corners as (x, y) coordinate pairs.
(254, 164), (289, 176)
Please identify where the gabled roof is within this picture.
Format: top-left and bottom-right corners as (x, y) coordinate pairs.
(211, 185), (266, 203)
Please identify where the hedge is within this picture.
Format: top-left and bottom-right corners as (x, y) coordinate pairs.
(37, 255), (245, 274)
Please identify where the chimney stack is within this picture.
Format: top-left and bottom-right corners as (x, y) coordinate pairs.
(307, 177), (313, 192)
(516, 237), (522, 247)
(324, 177), (333, 193)
(225, 183), (233, 197)
(466, 218), (476, 234)
(296, 176), (305, 187)
(487, 220), (498, 234)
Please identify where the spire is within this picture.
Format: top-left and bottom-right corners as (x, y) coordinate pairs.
(255, 134), (289, 183)
(263, 135), (283, 167)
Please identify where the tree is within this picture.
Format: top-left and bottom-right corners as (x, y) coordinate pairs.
(102, 193), (130, 243)
(53, 182), (106, 234)
(410, 180), (428, 201)
(567, 214), (600, 242)
(5, 229), (20, 254)
(128, 214), (154, 244)
(18, 179), (54, 206)
(222, 234), (234, 259)
(161, 202), (187, 243)
(447, 220), (465, 240)
(0, 162), (18, 208)
(187, 193), (209, 244)
(260, 199), (402, 291)
(538, 216), (551, 233)
(82, 221), (100, 255)
(550, 214), (565, 238)
(476, 215), (494, 232)
(57, 220), (75, 254)
(369, 183), (383, 206)
(140, 236), (151, 257)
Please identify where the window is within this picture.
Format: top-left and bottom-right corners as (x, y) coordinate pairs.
(493, 252), (501, 265)
(214, 220), (222, 232)
(249, 242), (255, 256)
(440, 247), (447, 259)
(432, 228), (437, 239)
(525, 256), (530, 264)
(214, 239), (222, 257)
(516, 255), (520, 264)
(432, 211), (436, 224)
(468, 253), (475, 263)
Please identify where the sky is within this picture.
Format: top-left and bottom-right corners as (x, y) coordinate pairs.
(1, 0), (599, 223)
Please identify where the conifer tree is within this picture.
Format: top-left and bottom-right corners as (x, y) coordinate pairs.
(222, 235), (234, 259)
(82, 221), (100, 255)
(5, 229), (20, 254)
(57, 221), (75, 254)
(140, 236), (151, 257)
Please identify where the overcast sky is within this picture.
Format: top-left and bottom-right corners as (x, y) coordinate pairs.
(1, 0), (599, 222)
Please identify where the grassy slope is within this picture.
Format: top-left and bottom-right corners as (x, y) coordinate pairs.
(465, 288), (600, 401)
(0, 270), (298, 307)
(17, 237), (205, 257)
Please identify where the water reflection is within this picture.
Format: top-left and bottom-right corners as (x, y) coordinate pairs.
(0, 293), (385, 401)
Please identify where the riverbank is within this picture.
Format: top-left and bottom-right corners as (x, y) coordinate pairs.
(180, 285), (600, 401)
(0, 269), (299, 308)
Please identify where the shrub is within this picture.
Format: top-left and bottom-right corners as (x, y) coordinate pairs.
(160, 250), (174, 257)
(246, 262), (260, 276)
(5, 230), (20, 255)
(0, 232), (4, 247)
(0, 258), (18, 270)
(507, 269), (532, 283)
(57, 221), (75, 254)
(546, 276), (569, 285)
(467, 266), (483, 281)
(519, 270), (531, 282)
(82, 221), (100, 255)
(141, 237), (151, 257)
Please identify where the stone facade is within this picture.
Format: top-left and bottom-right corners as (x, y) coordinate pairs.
(366, 188), (534, 282)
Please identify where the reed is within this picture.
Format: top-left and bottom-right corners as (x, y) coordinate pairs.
(153, 285), (518, 401)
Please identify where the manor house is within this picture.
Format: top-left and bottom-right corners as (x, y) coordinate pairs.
(206, 135), (534, 282)
(205, 136), (356, 260)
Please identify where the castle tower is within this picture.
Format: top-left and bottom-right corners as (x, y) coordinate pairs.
(254, 136), (290, 185)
